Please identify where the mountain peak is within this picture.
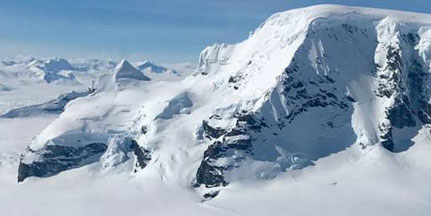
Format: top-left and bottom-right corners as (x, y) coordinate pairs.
(43, 57), (74, 73)
(9, 6), (431, 214)
(260, 4), (431, 32)
(137, 60), (181, 76)
(114, 59), (151, 81)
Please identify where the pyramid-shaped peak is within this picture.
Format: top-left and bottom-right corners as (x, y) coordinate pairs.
(114, 59), (151, 81)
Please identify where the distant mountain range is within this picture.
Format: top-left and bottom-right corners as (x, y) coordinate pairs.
(0, 56), (194, 85)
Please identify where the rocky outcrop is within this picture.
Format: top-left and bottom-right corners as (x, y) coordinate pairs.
(193, 14), (431, 189)
(13, 6), (431, 195)
(18, 143), (107, 182)
(373, 21), (431, 152)
(130, 140), (151, 171)
(194, 113), (265, 188)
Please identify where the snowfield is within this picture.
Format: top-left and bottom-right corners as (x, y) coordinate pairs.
(1, 4), (431, 216)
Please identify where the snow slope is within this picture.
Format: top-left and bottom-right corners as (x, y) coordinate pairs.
(0, 90), (90, 118)
(1, 4), (431, 216)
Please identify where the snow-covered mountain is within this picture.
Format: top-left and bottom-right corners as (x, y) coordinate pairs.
(137, 60), (181, 75)
(0, 57), (78, 84)
(2, 4), (431, 216)
(0, 56), (184, 85)
(114, 59), (151, 82)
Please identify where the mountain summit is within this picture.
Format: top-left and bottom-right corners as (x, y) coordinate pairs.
(42, 58), (75, 73)
(13, 5), (431, 214)
(114, 59), (151, 82)
(137, 60), (181, 76)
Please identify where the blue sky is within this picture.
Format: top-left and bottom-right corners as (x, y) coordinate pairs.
(0, 0), (430, 63)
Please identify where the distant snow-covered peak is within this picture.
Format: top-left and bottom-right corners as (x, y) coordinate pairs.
(137, 60), (180, 76)
(1, 56), (35, 66)
(114, 59), (151, 82)
(25, 58), (78, 84)
(0, 56), (193, 85)
(42, 58), (74, 73)
(71, 58), (117, 72)
(25, 59), (44, 68)
(161, 62), (196, 75)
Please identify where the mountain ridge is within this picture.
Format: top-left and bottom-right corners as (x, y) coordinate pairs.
(10, 5), (431, 205)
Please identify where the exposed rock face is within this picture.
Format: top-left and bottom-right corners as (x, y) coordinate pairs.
(130, 140), (151, 171)
(195, 114), (261, 188)
(97, 136), (152, 172)
(14, 6), (431, 195)
(193, 14), (431, 189)
(18, 132), (152, 182)
(18, 143), (107, 182)
(372, 19), (431, 152)
(18, 132), (109, 182)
